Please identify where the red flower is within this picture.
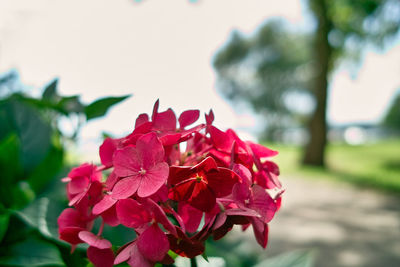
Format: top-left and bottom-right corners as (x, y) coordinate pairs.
(168, 157), (241, 212)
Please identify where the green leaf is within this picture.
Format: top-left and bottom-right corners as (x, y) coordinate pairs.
(27, 145), (64, 193)
(0, 210), (10, 243)
(0, 236), (65, 266)
(0, 134), (22, 207)
(0, 100), (52, 173)
(42, 79), (58, 100)
(254, 250), (315, 267)
(15, 197), (52, 239)
(84, 95), (130, 120)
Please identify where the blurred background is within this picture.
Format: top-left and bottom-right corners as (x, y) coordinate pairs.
(0, 0), (399, 266)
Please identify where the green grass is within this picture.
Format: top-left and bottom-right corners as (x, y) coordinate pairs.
(265, 139), (400, 194)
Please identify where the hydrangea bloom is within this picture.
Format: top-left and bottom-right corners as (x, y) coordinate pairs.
(58, 100), (283, 267)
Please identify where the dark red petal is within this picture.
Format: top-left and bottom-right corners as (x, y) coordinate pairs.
(111, 177), (141, 199)
(179, 109), (200, 129)
(168, 165), (193, 185)
(116, 198), (151, 228)
(137, 224), (169, 262)
(189, 181), (216, 212)
(99, 138), (118, 167)
(137, 162), (169, 198)
(206, 167), (241, 198)
(87, 246), (114, 267)
(92, 195), (117, 215)
(168, 179), (196, 202)
(79, 231), (112, 249)
(194, 156), (219, 173)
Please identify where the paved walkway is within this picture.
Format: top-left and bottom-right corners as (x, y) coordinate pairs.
(230, 177), (400, 267)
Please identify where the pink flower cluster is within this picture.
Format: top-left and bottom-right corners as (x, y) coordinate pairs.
(58, 100), (283, 267)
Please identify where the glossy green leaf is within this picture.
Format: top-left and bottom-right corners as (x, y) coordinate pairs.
(0, 236), (65, 266)
(254, 250), (315, 267)
(15, 197), (52, 239)
(84, 95), (130, 120)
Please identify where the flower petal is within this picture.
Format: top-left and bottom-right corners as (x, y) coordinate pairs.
(87, 246), (114, 267)
(92, 195), (117, 215)
(137, 224), (169, 262)
(116, 198), (151, 228)
(111, 177), (141, 199)
(137, 162), (169, 198)
(79, 231), (112, 249)
(179, 109), (200, 129)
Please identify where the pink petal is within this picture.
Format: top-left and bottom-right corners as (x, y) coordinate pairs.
(111, 177), (141, 199)
(101, 205), (120, 227)
(105, 171), (119, 191)
(127, 242), (153, 267)
(251, 218), (269, 249)
(137, 224), (169, 262)
(87, 246), (114, 267)
(58, 208), (86, 230)
(79, 231), (112, 249)
(135, 113), (149, 128)
(114, 242), (135, 265)
(153, 108), (177, 131)
(68, 176), (88, 195)
(209, 126), (232, 152)
(178, 203), (203, 233)
(247, 141), (278, 158)
(113, 147), (141, 177)
(205, 109), (214, 125)
(212, 213), (227, 230)
(99, 138), (118, 167)
(225, 207), (260, 217)
(116, 198), (151, 228)
(145, 199), (177, 236)
(92, 195), (117, 215)
(233, 164), (252, 187)
(68, 163), (94, 179)
(250, 185), (277, 223)
(136, 132), (165, 170)
(59, 227), (85, 245)
(179, 109), (200, 129)
(137, 162), (169, 198)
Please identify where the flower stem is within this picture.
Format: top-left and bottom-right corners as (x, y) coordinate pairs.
(190, 257), (198, 267)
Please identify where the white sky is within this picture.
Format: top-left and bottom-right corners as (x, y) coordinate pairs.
(0, 0), (399, 151)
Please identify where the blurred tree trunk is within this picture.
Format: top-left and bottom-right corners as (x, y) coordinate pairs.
(302, 0), (333, 166)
